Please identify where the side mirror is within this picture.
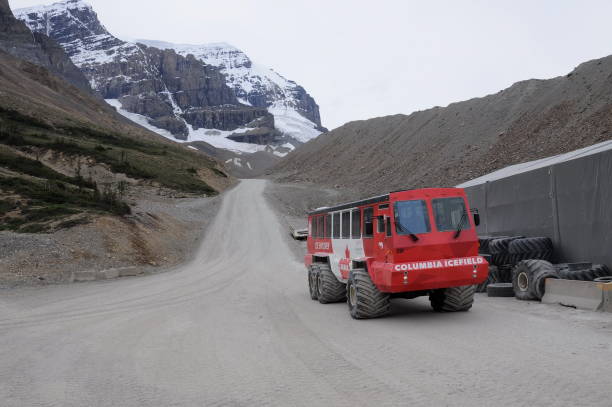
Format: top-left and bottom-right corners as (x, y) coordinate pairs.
(473, 212), (480, 226)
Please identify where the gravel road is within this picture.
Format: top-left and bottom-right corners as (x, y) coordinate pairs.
(1, 179), (612, 406)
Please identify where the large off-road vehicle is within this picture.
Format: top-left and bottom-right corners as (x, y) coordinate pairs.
(305, 188), (489, 319)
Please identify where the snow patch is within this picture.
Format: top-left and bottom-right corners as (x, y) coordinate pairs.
(137, 39), (323, 143)
(106, 99), (268, 154)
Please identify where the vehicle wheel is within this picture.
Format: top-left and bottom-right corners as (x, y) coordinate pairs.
(512, 260), (557, 301)
(308, 265), (319, 300)
(487, 283), (514, 297)
(476, 265), (497, 293)
(594, 276), (612, 283)
(429, 285), (475, 312)
(316, 263), (346, 304)
(347, 268), (390, 319)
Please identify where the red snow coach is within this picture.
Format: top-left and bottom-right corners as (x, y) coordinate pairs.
(304, 188), (488, 319)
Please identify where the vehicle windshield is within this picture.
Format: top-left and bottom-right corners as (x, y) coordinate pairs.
(394, 200), (431, 235)
(432, 197), (470, 232)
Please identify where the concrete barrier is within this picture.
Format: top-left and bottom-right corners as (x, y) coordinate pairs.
(602, 283), (612, 312)
(542, 279), (612, 312)
(71, 270), (97, 282)
(118, 267), (141, 277)
(70, 267), (142, 282)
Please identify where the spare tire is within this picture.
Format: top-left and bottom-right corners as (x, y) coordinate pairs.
(497, 264), (515, 283)
(513, 260), (557, 301)
(490, 237), (523, 266)
(560, 264), (610, 281)
(479, 236), (504, 254)
(487, 283), (514, 297)
(509, 237), (553, 254)
(591, 264), (611, 279)
(489, 237), (518, 254)
(476, 265), (498, 293)
(508, 237), (554, 263)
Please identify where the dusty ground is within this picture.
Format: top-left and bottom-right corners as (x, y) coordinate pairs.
(0, 184), (225, 287)
(1, 179), (611, 407)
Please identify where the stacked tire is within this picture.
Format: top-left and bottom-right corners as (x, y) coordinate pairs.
(488, 237), (519, 267)
(556, 263), (610, 281)
(476, 265), (498, 293)
(508, 237), (553, 263)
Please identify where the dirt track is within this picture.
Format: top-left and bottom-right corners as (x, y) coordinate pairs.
(1, 179), (612, 406)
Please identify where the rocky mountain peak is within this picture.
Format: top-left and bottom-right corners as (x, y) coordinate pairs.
(16, 0), (325, 174)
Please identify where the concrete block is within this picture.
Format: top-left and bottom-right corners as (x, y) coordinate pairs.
(118, 267), (141, 277)
(102, 268), (120, 280)
(72, 270), (97, 282)
(601, 283), (612, 313)
(542, 279), (605, 311)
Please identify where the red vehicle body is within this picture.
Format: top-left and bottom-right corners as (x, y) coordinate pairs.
(304, 188), (489, 318)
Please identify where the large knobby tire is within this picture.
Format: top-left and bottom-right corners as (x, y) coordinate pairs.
(497, 264), (515, 283)
(429, 285), (475, 312)
(476, 265), (498, 293)
(558, 264), (609, 281)
(308, 265), (319, 300)
(512, 260), (557, 301)
(508, 237), (554, 263)
(316, 264), (346, 304)
(478, 236), (496, 254)
(490, 237), (522, 266)
(347, 269), (390, 319)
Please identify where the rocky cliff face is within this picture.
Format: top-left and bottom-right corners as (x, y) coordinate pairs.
(0, 0), (90, 92)
(16, 0), (324, 162)
(140, 40), (326, 143)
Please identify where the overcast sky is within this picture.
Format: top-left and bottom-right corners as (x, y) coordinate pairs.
(9, 0), (612, 130)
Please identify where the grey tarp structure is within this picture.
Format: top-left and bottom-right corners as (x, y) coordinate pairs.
(464, 148), (612, 268)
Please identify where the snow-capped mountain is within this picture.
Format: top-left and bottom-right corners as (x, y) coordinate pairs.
(139, 40), (325, 144)
(15, 0), (325, 171)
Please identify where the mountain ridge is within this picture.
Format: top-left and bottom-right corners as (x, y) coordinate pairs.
(271, 53), (612, 198)
(15, 0), (325, 174)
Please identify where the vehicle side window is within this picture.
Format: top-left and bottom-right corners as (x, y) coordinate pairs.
(317, 216), (324, 238)
(363, 207), (374, 238)
(386, 217), (392, 237)
(377, 215), (385, 233)
(324, 214), (331, 238)
(312, 217), (318, 237)
(352, 209), (361, 239)
(342, 211), (351, 239)
(332, 213), (341, 239)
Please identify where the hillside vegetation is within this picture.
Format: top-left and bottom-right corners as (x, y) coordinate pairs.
(0, 48), (230, 233)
